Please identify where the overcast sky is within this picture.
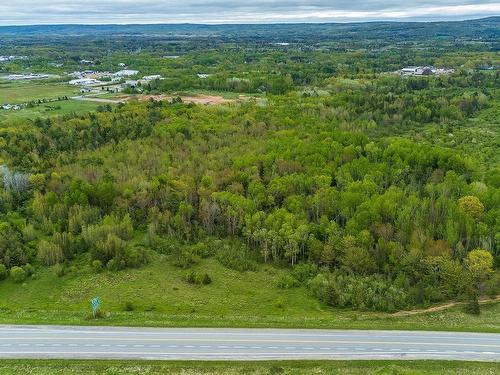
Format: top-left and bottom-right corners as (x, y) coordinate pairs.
(0, 1), (498, 25)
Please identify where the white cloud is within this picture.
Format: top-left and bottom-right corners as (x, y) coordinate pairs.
(0, 1), (498, 24)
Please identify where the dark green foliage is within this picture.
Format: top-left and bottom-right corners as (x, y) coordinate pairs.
(0, 264), (7, 280)
(463, 293), (481, 315)
(184, 271), (212, 286)
(309, 272), (409, 312)
(216, 244), (258, 272)
(124, 301), (134, 311)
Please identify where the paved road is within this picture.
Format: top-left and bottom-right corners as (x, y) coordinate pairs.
(0, 325), (498, 361)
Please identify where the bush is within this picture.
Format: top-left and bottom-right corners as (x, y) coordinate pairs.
(23, 263), (34, 277)
(216, 244), (257, 272)
(10, 266), (26, 283)
(37, 240), (65, 266)
(308, 272), (408, 312)
(124, 301), (134, 311)
(276, 274), (300, 289)
(92, 259), (103, 273)
(184, 271), (212, 286)
(291, 263), (318, 283)
(463, 293), (480, 315)
(0, 264), (7, 280)
(53, 263), (65, 277)
(172, 246), (200, 268)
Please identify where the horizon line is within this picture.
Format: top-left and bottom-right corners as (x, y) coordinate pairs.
(0, 15), (498, 28)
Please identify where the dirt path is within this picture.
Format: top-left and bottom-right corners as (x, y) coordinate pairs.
(72, 96), (126, 104)
(392, 295), (500, 316)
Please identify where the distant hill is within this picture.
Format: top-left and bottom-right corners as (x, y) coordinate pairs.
(0, 17), (498, 42)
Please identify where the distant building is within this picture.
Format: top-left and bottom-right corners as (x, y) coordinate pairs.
(122, 80), (139, 89)
(6, 73), (51, 81)
(197, 73), (210, 79)
(142, 75), (162, 81)
(1, 104), (21, 110)
(114, 69), (139, 78)
(400, 66), (454, 76)
(69, 78), (102, 86)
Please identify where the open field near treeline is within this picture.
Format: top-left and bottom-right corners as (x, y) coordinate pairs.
(0, 360), (498, 375)
(0, 80), (78, 104)
(0, 80), (103, 122)
(0, 256), (498, 333)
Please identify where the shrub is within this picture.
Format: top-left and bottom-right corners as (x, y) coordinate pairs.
(0, 264), (7, 280)
(308, 272), (408, 312)
(124, 301), (134, 311)
(172, 246), (200, 268)
(10, 266), (26, 283)
(23, 263), (34, 277)
(53, 263), (65, 277)
(463, 293), (480, 315)
(92, 259), (103, 273)
(37, 240), (65, 266)
(291, 263), (318, 283)
(216, 244), (257, 272)
(184, 271), (212, 286)
(276, 274), (300, 289)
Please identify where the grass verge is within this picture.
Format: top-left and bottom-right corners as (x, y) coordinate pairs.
(0, 360), (498, 374)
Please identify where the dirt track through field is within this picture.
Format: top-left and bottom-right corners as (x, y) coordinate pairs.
(392, 295), (500, 316)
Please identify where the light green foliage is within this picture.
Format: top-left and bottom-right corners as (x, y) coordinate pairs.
(10, 266), (26, 283)
(466, 248), (494, 282)
(37, 240), (64, 266)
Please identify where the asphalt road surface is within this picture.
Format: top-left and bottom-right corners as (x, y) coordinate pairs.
(0, 325), (498, 361)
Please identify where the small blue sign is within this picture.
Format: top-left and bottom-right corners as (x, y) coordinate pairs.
(91, 297), (101, 316)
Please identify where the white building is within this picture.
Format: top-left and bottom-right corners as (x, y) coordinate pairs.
(69, 78), (102, 86)
(142, 75), (162, 81)
(114, 69), (139, 78)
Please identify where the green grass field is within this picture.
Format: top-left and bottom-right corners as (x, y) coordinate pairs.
(0, 100), (102, 123)
(0, 255), (498, 332)
(0, 80), (103, 122)
(0, 80), (78, 104)
(0, 360), (497, 374)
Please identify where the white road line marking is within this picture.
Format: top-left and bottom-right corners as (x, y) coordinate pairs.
(3, 337), (497, 348)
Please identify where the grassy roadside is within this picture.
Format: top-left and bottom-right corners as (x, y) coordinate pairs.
(0, 360), (498, 374)
(0, 257), (498, 332)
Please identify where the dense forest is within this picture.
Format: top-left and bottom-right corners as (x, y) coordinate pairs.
(0, 19), (498, 314)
